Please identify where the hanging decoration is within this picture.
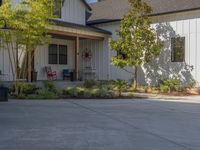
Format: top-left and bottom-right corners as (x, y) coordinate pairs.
(82, 48), (92, 61)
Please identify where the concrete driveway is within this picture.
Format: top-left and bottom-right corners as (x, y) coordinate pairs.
(0, 99), (200, 150)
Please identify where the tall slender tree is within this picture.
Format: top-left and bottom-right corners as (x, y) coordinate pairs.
(0, 0), (54, 95)
(109, 0), (162, 89)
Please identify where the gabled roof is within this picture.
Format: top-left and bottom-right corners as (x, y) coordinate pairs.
(81, 0), (92, 11)
(87, 0), (200, 24)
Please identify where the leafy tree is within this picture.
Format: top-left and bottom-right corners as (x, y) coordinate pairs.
(109, 0), (163, 89)
(0, 0), (54, 95)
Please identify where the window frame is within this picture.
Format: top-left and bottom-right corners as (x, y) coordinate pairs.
(171, 37), (185, 62)
(48, 44), (68, 65)
(59, 45), (68, 65)
(48, 44), (58, 65)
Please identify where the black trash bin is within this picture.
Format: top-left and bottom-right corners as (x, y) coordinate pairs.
(31, 71), (38, 82)
(0, 86), (8, 102)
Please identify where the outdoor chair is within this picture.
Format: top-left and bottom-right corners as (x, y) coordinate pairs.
(45, 66), (57, 80)
(63, 69), (74, 81)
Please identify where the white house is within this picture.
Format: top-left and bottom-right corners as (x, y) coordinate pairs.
(0, 0), (111, 82)
(1, 0), (200, 86)
(88, 0), (200, 86)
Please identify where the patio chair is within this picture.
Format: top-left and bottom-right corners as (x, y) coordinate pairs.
(45, 66), (57, 80)
(63, 69), (74, 81)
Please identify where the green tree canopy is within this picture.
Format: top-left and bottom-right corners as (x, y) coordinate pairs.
(0, 0), (55, 94)
(109, 0), (163, 88)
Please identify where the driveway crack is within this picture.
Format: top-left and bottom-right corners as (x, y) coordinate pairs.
(68, 100), (193, 150)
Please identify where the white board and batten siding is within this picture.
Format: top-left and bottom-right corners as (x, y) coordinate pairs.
(34, 39), (75, 81)
(80, 37), (110, 80)
(62, 0), (87, 25)
(0, 43), (16, 81)
(34, 37), (110, 81)
(96, 10), (200, 86)
(95, 22), (134, 82)
(10, 0), (87, 25)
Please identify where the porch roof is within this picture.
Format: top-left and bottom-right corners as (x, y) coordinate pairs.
(50, 19), (112, 37)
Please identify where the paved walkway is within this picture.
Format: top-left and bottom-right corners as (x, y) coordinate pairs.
(0, 99), (200, 150)
(134, 92), (200, 101)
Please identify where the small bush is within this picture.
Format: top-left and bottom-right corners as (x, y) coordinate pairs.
(63, 87), (85, 97)
(187, 79), (196, 89)
(112, 79), (127, 96)
(9, 82), (38, 96)
(159, 78), (183, 93)
(84, 80), (96, 88)
(160, 85), (170, 93)
(43, 80), (56, 91)
(83, 89), (92, 98)
(95, 88), (108, 98)
(28, 89), (59, 99)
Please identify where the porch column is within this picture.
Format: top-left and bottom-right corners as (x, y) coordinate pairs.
(75, 36), (80, 81)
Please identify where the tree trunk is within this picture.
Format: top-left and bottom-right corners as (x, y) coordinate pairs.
(133, 66), (138, 90)
(27, 51), (32, 82)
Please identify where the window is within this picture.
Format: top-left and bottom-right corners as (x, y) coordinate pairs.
(49, 44), (58, 64)
(48, 44), (67, 65)
(59, 45), (68, 64)
(171, 37), (185, 62)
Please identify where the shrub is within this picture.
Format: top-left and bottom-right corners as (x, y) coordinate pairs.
(83, 89), (92, 98)
(63, 87), (85, 97)
(9, 82), (38, 96)
(43, 80), (56, 91)
(84, 80), (96, 88)
(95, 88), (108, 98)
(160, 85), (170, 93)
(187, 79), (196, 89)
(28, 88), (59, 99)
(112, 79), (127, 96)
(159, 78), (183, 93)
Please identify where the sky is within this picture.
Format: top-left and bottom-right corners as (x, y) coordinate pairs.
(86, 0), (97, 3)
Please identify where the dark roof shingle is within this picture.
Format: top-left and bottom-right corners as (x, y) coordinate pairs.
(88, 0), (200, 24)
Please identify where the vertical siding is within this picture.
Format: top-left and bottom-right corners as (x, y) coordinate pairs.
(0, 41), (16, 81)
(80, 38), (109, 80)
(62, 0), (86, 25)
(10, 0), (86, 25)
(96, 22), (133, 82)
(35, 38), (75, 80)
(96, 12), (200, 86)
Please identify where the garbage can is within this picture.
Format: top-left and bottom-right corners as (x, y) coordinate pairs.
(0, 86), (8, 102)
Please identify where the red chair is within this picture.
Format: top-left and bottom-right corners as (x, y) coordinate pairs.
(45, 66), (57, 80)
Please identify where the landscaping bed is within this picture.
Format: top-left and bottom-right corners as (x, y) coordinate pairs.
(9, 78), (200, 100)
(9, 80), (134, 99)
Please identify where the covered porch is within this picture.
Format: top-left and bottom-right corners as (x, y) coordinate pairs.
(34, 20), (111, 82)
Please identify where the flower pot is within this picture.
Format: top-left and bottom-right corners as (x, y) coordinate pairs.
(0, 87), (8, 102)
